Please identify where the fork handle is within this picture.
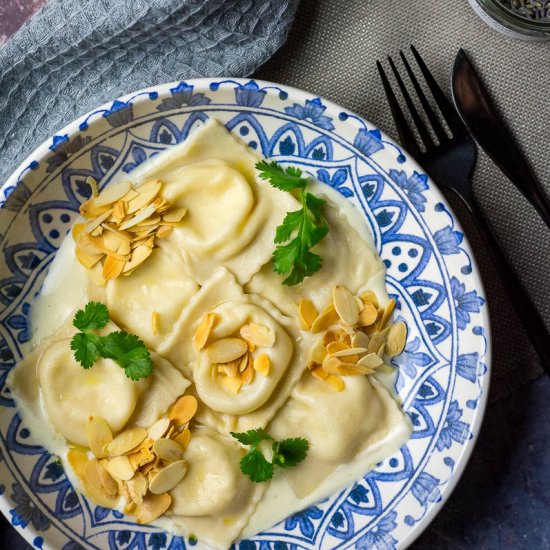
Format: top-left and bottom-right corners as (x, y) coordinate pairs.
(458, 192), (550, 374)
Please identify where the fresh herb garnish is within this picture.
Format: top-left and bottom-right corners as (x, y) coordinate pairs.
(70, 302), (152, 381)
(256, 161), (329, 286)
(231, 428), (309, 483)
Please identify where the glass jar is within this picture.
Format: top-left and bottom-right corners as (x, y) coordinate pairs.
(468, 0), (550, 40)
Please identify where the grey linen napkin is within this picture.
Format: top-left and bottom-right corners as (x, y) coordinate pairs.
(0, 0), (298, 185)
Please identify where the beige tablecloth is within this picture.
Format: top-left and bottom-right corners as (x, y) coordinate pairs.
(256, 0), (550, 399)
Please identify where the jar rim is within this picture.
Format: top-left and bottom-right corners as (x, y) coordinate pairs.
(481, 0), (550, 30)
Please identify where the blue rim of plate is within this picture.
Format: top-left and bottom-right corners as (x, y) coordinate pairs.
(0, 79), (491, 550)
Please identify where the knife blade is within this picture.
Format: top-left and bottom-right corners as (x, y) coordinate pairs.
(451, 48), (550, 230)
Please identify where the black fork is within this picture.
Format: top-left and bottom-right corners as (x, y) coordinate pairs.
(377, 45), (550, 375)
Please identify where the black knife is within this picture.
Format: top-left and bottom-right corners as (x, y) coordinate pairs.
(452, 48), (550, 230)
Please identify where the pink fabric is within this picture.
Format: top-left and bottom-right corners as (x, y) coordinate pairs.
(0, 0), (46, 45)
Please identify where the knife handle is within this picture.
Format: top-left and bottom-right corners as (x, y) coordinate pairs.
(463, 194), (550, 374)
(517, 168), (550, 231)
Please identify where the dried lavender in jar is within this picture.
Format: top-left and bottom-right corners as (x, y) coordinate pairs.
(499, 0), (550, 21)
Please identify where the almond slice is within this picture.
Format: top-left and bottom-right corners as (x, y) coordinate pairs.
(87, 416), (113, 459)
(75, 246), (103, 269)
(240, 356), (255, 384)
(359, 302), (379, 327)
(149, 460), (187, 494)
(172, 428), (191, 449)
(162, 207), (187, 223)
(113, 200), (126, 220)
(147, 417), (170, 441)
(192, 312), (217, 351)
(80, 198), (112, 219)
(377, 298), (396, 330)
(239, 324), (275, 348)
(333, 285), (359, 325)
(86, 176), (99, 198)
(156, 224), (173, 239)
(67, 448), (89, 479)
(119, 204), (157, 231)
(103, 255), (126, 279)
(326, 341), (349, 355)
(126, 182), (162, 214)
(311, 304), (340, 333)
(336, 363), (374, 376)
(311, 342), (328, 364)
(352, 331), (369, 348)
(298, 298), (318, 330)
(218, 359), (239, 378)
(222, 375), (243, 394)
(105, 455), (134, 481)
(94, 181), (132, 207)
(122, 244), (153, 273)
(126, 472), (148, 505)
(106, 427), (148, 457)
(326, 374), (345, 391)
(168, 395), (198, 426)
(386, 321), (407, 357)
(103, 230), (123, 252)
(331, 346), (368, 358)
(358, 352), (384, 369)
(206, 337), (248, 364)
(72, 223), (86, 240)
(361, 290), (380, 308)
(310, 366), (329, 381)
(253, 353), (271, 376)
(84, 208), (114, 235)
(135, 492), (172, 524)
(366, 329), (389, 355)
(153, 438), (186, 462)
(322, 356), (347, 374)
(97, 462), (119, 498)
(151, 310), (160, 336)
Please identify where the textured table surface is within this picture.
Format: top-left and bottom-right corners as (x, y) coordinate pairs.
(0, 1), (549, 549)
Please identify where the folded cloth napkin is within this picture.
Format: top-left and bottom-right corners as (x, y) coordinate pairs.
(0, 0), (298, 184)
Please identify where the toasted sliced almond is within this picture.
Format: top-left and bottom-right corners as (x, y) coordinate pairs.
(173, 428), (191, 449)
(156, 224), (173, 239)
(361, 290), (380, 308)
(153, 438), (186, 463)
(87, 416), (113, 459)
(326, 341), (349, 356)
(323, 330), (338, 346)
(238, 352), (249, 373)
(113, 200), (126, 220)
(98, 462), (119, 497)
(352, 331), (369, 348)
(103, 255), (125, 279)
(358, 352), (384, 369)
(122, 244), (153, 273)
(240, 356), (255, 384)
(119, 204), (157, 231)
(168, 395), (198, 426)
(222, 375), (243, 394)
(85, 208), (114, 235)
(82, 477), (119, 508)
(386, 321), (407, 357)
(298, 298), (318, 330)
(336, 363), (374, 376)
(366, 329), (389, 355)
(105, 455), (134, 481)
(67, 448), (89, 479)
(126, 472), (148, 505)
(72, 223), (86, 240)
(378, 298), (396, 330)
(163, 207), (187, 223)
(311, 342), (328, 364)
(75, 246), (103, 269)
(326, 374), (345, 391)
(106, 427), (148, 457)
(310, 366), (329, 381)
(126, 182), (162, 214)
(253, 353), (271, 376)
(80, 198), (111, 219)
(86, 176), (99, 198)
(149, 460), (187, 494)
(94, 181), (132, 207)
(311, 304), (340, 333)
(358, 302), (378, 327)
(103, 229), (123, 252)
(333, 285), (359, 325)
(240, 323), (275, 348)
(218, 359), (239, 378)
(206, 337), (248, 364)
(331, 346), (368, 358)
(322, 356), (347, 374)
(135, 492), (172, 524)
(355, 295), (365, 312)
(192, 312), (217, 352)
(147, 417), (170, 441)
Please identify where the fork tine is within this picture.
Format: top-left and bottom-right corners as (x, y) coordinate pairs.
(387, 55), (434, 150)
(399, 50), (447, 144)
(410, 45), (468, 137)
(376, 61), (421, 159)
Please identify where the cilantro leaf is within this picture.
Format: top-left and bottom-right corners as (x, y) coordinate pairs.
(231, 429), (308, 483)
(70, 303), (152, 381)
(101, 331), (152, 381)
(256, 160), (329, 286)
(272, 438), (309, 469)
(256, 161), (308, 192)
(230, 428), (272, 447)
(70, 332), (101, 369)
(239, 448), (274, 483)
(73, 302), (110, 331)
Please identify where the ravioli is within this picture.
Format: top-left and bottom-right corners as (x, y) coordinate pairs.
(129, 119), (300, 285)
(106, 246), (199, 349)
(268, 374), (407, 497)
(163, 428), (265, 549)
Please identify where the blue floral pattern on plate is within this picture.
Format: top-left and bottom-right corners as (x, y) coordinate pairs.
(0, 79), (490, 549)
